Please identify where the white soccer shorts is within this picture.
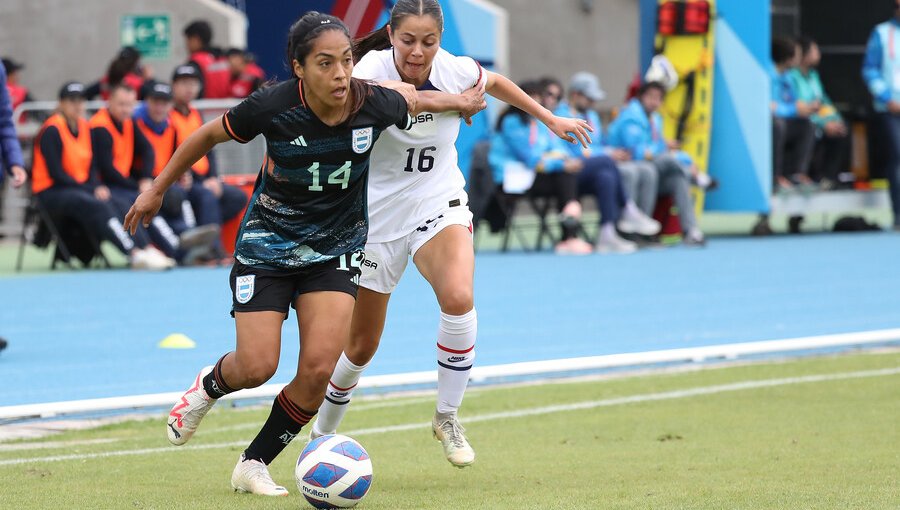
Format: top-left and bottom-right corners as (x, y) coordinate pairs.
(360, 203), (473, 294)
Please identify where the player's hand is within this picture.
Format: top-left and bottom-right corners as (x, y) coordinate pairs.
(459, 84), (487, 126)
(124, 188), (164, 234)
(203, 177), (223, 197)
(94, 185), (111, 201)
(546, 115), (593, 149)
(9, 165), (27, 188)
(380, 80), (418, 113)
(138, 178), (153, 193)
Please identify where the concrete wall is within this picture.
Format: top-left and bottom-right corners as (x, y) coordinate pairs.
(0, 0), (245, 100)
(487, 0), (639, 109)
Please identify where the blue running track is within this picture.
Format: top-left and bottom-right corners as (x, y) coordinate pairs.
(2, 233), (899, 406)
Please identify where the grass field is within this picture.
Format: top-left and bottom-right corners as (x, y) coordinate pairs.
(1, 350), (899, 509)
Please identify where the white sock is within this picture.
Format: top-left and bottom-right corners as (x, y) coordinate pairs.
(436, 309), (477, 415)
(312, 352), (368, 436)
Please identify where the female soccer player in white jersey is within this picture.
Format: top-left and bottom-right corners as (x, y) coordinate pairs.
(311, 0), (593, 468)
(126, 12), (414, 496)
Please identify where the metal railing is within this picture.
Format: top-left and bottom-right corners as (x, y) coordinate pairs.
(0, 99), (265, 239)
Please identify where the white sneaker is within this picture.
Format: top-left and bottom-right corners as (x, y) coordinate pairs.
(595, 233), (638, 254)
(146, 247), (177, 269)
(617, 212), (661, 236)
(231, 453), (289, 496)
(166, 366), (216, 446)
(432, 412), (475, 468)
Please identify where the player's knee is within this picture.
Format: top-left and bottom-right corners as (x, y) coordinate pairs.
(438, 287), (474, 316)
(345, 333), (379, 365)
(303, 362), (335, 390)
(236, 359), (278, 388)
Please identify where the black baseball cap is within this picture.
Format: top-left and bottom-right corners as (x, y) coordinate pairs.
(58, 81), (86, 100)
(172, 64), (202, 82)
(2, 58), (23, 74)
(146, 81), (173, 100)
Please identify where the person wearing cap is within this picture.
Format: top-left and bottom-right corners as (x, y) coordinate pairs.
(30, 81), (174, 269)
(170, 64), (247, 241)
(2, 57), (32, 111)
(546, 73), (662, 252)
(183, 20), (231, 99)
(607, 81), (712, 246)
(91, 83), (220, 265)
(226, 48), (265, 98)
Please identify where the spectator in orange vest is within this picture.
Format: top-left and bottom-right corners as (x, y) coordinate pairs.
(2, 57), (31, 112)
(171, 65), (247, 232)
(85, 47), (152, 101)
(226, 48), (265, 98)
(32, 82), (174, 269)
(184, 20), (231, 99)
(91, 83), (219, 265)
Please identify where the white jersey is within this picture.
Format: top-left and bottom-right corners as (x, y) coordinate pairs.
(353, 48), (485, 242)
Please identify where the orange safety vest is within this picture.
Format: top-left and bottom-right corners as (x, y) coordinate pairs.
(89, 108), (135, 178)
(169, 106), (210, 176)
(32, 113), (92, 194)
(135, 117), (176, 177)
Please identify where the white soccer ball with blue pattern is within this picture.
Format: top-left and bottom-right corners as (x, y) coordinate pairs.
(296, 434), (373, 509)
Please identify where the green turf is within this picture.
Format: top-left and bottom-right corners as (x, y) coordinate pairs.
(2, 351), (899, 509)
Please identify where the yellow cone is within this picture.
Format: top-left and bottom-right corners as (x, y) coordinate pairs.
(158, 333), (196, 349)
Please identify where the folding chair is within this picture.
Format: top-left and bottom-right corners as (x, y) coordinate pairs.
(16, 196), (110, 271)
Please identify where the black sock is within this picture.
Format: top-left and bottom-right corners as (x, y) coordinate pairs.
(202, 354), (236, 399)
(244, 390), (316, 465)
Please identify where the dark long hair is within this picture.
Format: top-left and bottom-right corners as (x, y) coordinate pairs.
(106, 46), (140, 86)
(353, 0), (444, 63)
(286, 11), (370, 117)
(496, 80), (541, 131)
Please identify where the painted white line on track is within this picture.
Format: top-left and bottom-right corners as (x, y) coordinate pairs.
(1, 366), (897, 467)
(0, 438), (119, 452)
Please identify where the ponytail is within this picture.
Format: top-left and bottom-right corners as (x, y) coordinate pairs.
(353, 24), (391, 64)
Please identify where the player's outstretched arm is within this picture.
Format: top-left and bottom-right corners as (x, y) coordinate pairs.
(124, 117), (231, 233)
(484, 71), (593, 148)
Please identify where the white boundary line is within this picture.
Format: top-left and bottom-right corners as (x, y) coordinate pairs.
(1, 366), (898, 467)
(2, 329), (898, 421)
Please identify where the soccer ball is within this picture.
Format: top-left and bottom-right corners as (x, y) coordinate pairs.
(645, 54), (679, 91)
(296, 434), (373, 509)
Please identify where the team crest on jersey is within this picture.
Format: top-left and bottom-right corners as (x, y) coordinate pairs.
(235, 275), (255, 304)
(351, 127), (373, 154)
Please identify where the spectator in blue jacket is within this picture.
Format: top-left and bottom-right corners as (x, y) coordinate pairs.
(771, 36), (816, 193)
(607, 82), (709, 246)
(0, 60), (26, 189)
(489, 80), (593, 255)
(863, 0), (900, 230)
(0, 59), (26, 354)
(540, 74), (659, 253)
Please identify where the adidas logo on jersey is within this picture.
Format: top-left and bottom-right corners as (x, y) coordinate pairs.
(289, 135), (308, 147)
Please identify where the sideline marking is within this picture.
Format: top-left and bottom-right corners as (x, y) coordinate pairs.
(1, 366), (897, 467)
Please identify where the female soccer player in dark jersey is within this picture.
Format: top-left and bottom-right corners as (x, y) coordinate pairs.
(125, 12), (412, 496)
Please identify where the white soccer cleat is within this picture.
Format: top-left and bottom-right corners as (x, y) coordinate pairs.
(231, 453), (290, 496)
(166, 365), (216, 446)
(432, 413), (475, 468)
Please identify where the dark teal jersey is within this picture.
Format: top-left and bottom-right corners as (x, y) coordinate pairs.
(223, 78), (411, 269)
